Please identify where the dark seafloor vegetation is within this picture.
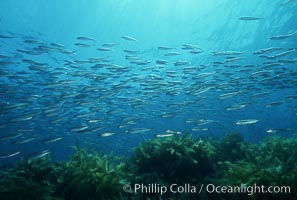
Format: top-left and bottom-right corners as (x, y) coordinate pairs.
(0, 133), (296, 200)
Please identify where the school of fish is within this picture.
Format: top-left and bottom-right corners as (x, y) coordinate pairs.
(0, 11), (297, 161)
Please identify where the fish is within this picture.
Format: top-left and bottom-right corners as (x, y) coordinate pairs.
(286, 95), (297, 100)
(155, 130), (182, 138)
(191, 128), (209, 132)
(12, 137), (36, 144)
(0, 133), (23, 141)
(174, 61), (190, 66)
(266, 129), (277, 134)
(266, 128), (291, 133)
(213, 51), (244, 56)
(249, 70), (273, 78)
(182, 44), (201, 50)
(0, 61), (17, 66)
(156, 59), (169, 65)
(22, 59), (46, 66)
(100, 132), (117, 137)
(165, 130), (182, 134)
(219, 92), (240, 99)
(0, 34), (16, 39)
(0, 54), (14, 59)
(75, 43), (92, 47)
(158, 46), (175, 50)
(270, 31), (297, 40)
(265, 101), (283, 107)
(70, 126), (89, 133)
(123, 49), (138, 54)
(131, 60), (151, 65)
(278, 58), (297, 63)
(1, 22), (297, 165)
(23, 39), (44, 44)
(97, 47), (112, 51)
(225, 104), (248, 111)
(76, 36), (96, 41)
(155, 133), (176, 138)
(253, 47), (284, 54)
(42, 137), (63, 143)
(27, 150), (50, 161)
(238, 16), (263, 21)
(224, 57), (243, 63)
(250, 92), (270, 98)
(102, 43), (118, 47)
(236, 119), (260, 125)
(196, 119), (218, 126)
(164, 52), (181, 56)
(266, 49), (295, 59)
(10, 114), (35, 122)
(16, 49), (43, 55)
(50, 42), (65, 48)
(127, 128), (151, 134)
(0, 151), (21, 159)
(59, 49), (76, 54)
(121, 35), (137, 41)
(189, 50), (203, 54)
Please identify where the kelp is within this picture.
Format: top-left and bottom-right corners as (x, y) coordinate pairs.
(0, 147), (129, 200)
(58, 147), (129, 200)
(0, 134), (296, 200)
(0, 157), (63, 200)
(130, 133), (217, 199)
(212, 135), (297, 200)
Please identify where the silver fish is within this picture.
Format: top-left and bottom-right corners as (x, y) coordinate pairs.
(191, 128), (209, 132)
(236, 119), (260, 125)
(70, 125), (89, 132)
(127, 128), (151, 134)
(27, 150), (50, 161)
(156, 59), (169, 65)
(0, 34), (16, 39)
(12, 137), (36, 144)
(42, 137), (63, 144)
(266, 128), (291, 133)
(121, 35), (137, 41)
(23, 39), (44, 44)
(270, 31), (297, 40)
(0, 133), (23, 141)
(164, 52), (180, 56)
(102, 43), (118, 47)
(97, 47), (112, 51)
(0, 151), (21, 159)
(75, 43), (92, 47)
(155, 133), (176, 138)
(100, 132), (117, 137)
(158, 46), (175, 50)
(239, 16), (263, 21)
(76, 36), (96, 41)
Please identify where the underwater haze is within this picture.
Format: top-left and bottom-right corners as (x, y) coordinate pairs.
(0, 0), (297, 164)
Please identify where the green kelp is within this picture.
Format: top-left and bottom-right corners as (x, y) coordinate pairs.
(131, 134), (217, 199)
(130, 133), (216, 199)
(216, 133), (248, 162)
(59, 147), (130, 200)
(1, 134), (297, 200)
(211, 135), (297, 200)
(0, 157), (64, 200)
(0, 147), (130, 200)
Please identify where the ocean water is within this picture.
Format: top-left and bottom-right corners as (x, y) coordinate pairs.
(1, 1), (297, 200)
(0, 0), (296, 165)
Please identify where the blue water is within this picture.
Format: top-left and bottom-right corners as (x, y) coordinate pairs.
(0, 0), (296, 164)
